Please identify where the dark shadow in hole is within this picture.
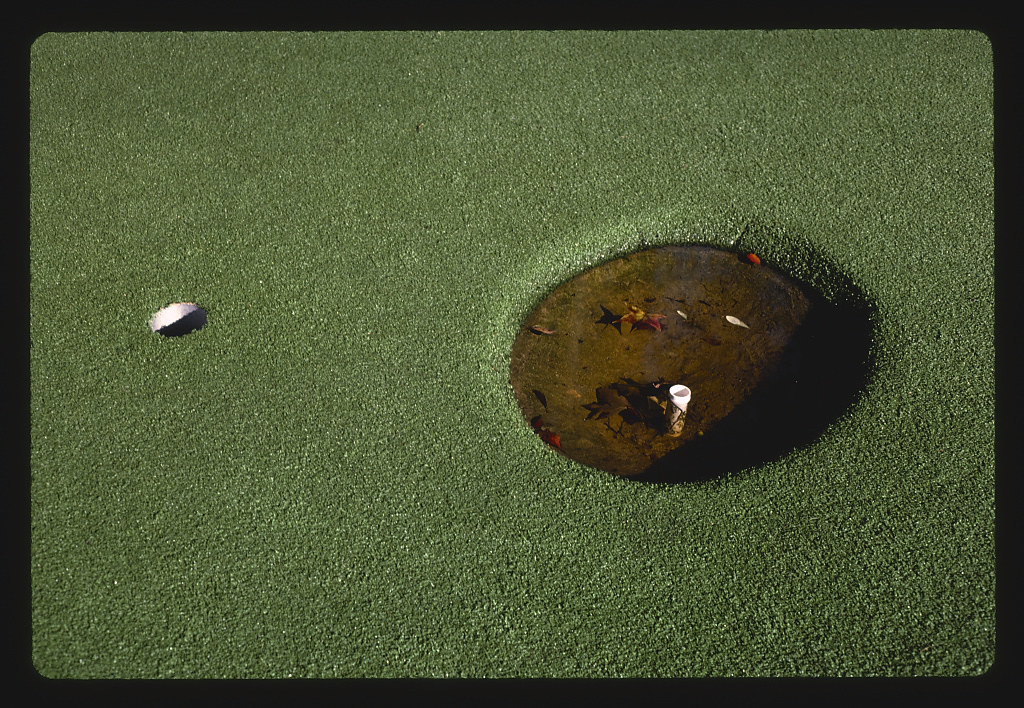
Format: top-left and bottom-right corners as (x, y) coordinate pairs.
(633, 259), (879, 485)
(155, 308), (208, 337)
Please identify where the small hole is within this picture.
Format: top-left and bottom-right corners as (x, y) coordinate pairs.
(150, 302), (207, 337)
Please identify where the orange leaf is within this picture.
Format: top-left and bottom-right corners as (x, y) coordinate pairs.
(613, 304), (646, 329)
(540, 430), (561, 449)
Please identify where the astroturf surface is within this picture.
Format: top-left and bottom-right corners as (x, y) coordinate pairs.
(29, 30), (994, 678)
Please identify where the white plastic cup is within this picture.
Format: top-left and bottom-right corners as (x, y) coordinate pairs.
(668, 385), (691, 414)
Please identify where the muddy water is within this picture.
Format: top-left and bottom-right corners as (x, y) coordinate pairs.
(510, 245), (813, 477)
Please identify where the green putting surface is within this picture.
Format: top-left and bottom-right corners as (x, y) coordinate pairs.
(30, 30), (994, 678)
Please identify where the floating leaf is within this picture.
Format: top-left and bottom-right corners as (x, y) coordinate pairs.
(613, 304), (646, 330)
(530, 325), (557, 335)
(676, 310), (687, 319)
(614, 304), (667, 333)
(746, 253), (761, 265)
(637, 312), (667, 331)
(725, 315), (749, 328)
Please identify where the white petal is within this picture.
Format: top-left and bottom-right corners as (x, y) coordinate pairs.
(725, 315), (749, 328)
(676, 310), (687, 319)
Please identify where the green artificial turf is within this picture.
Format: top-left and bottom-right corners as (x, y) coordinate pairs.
(30, 30), (994, 678)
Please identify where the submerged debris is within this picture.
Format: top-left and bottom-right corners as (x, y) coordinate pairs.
(583, 379), (689, 438)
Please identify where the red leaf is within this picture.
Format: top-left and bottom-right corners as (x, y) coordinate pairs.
(637, 313), (667, 331)
(530, 325), (557, 335)
(746, 253), (761, 265)
(531, 414), (562, 449)
(539, 429), (561, 449)
(614, 305), (667, 333)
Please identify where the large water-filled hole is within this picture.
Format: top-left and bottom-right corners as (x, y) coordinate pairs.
(509, 243), (875, 482)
